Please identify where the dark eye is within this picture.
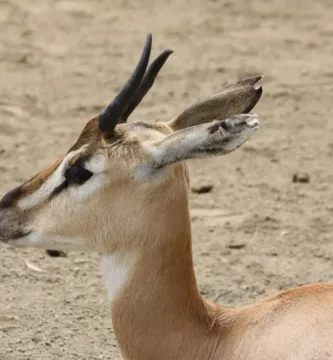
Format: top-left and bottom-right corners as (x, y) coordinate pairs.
(65, 165), (93, 185)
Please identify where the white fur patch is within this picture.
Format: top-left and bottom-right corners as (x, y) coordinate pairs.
(68, 154), (106, 202)
(19, 146), (88, 210)
(101, 255), (133, 302)
(18, 146), (107, 209)
(8, 232), (89, 252)
(84, 153), (106, 173)
(247, 118), (259, 129)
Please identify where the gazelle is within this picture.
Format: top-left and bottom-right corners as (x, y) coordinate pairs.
(1, 33), (333, 360)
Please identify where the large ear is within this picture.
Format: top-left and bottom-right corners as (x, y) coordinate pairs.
(168, 76), (263, 131)
(148, 113), (259, 168)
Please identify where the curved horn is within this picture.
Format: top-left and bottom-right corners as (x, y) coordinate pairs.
(99, 33), (152, 133)
(120, 49), (173, 123)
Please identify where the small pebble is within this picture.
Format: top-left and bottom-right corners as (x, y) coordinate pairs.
(227, 243), (246, 250)
(292, 172), (310, 183)
(191, 184), (214, 194)
(46, 250), (67, 257)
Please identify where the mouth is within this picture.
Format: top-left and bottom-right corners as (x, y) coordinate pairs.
(13, 231), (32, 239)
(220, 113), (259, 133)
(1, 231), (32, 245)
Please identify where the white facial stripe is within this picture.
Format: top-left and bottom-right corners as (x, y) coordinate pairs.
(68, 153), (106, 202)
(84, 153), (106, 174)
(19, 145), (89, 210)
(101, 255), (133, 302)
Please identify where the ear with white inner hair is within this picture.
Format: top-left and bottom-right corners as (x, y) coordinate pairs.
(168, 76), (263, 131)
(149, 113), (259, 167)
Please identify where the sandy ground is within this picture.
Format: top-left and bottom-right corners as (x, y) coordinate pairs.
(1, 0), (333, 359)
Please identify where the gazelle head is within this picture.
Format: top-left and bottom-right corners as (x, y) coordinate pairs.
(0, 33), (262, 255)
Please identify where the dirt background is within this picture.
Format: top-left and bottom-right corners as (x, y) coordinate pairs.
(1, 0), (333, 359)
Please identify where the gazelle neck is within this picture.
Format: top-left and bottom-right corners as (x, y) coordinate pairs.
(101, 166), (221, 359)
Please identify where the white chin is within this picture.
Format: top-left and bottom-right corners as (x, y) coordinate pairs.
(8, 232), (39, 248)
(8, 233), (90, 252)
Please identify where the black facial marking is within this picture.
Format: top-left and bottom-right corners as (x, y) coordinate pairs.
(0, 186), (23, 209)
(65, 166), (92, 185)
(47, 158), (94, 200)
(49, 181), (68, 200)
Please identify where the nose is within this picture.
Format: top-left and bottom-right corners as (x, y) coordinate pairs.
(0, 187), (25, 243)
(0, 206), (27, 243)
(0, 186), (22, 209)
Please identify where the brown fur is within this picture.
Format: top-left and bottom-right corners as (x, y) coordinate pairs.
(0, 159), (62, 209)
(107, 177), (333, 359)
(24, 158), (62, 194)
(68, 117), (101, 153)
(2, 76), (332, 359)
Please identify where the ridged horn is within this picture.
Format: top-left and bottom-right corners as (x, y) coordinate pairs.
(120, 49), (173, 123)
(99, 33), (152, 133)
